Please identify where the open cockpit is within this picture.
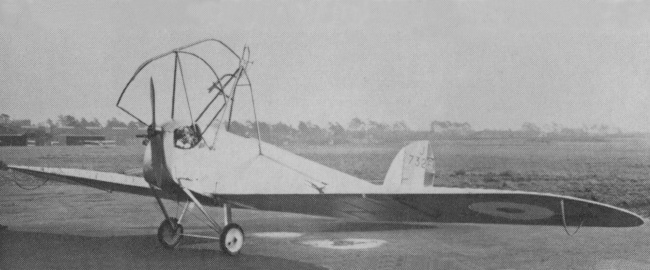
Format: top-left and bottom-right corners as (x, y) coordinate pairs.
(173, 124), (201, 149)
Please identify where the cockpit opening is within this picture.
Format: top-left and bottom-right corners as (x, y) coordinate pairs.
(174, 124), (202, 149)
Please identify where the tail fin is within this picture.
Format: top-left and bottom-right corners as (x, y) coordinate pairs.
(383, 141), (435, 189)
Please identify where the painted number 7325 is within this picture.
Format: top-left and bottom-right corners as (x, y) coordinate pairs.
(407, 154), (434, 171)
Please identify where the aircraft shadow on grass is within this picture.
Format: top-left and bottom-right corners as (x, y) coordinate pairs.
(0, 230), (325, 270)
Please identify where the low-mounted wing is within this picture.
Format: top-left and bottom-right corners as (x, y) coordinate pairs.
(219, 189), (644, 228)
(6, 165), (210, 203)
(169, 131), (644, 228)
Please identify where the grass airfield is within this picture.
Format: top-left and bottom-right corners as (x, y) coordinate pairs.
(1, 138), (650, 269)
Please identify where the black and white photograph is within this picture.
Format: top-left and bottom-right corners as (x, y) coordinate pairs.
(1, 1), (650, 269)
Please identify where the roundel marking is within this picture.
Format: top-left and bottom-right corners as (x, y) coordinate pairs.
(468, 202), (555, 220)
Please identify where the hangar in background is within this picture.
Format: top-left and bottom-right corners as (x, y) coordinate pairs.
(103, 126), (147, 146)
(0, 125), (27, 146)
(51, 126), (105, 146)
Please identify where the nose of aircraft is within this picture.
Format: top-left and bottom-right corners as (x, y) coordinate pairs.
(142, 130), (166, 187)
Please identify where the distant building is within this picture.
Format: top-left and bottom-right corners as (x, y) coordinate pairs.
(19, 125), (49, 146)
(51, 126), (105, 146)
(1, 124), (150, 146)
(0, 125), (27, 146)
(103, 126), (147, 146)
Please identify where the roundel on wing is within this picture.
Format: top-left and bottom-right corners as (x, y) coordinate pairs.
(468, 202), (555, 220)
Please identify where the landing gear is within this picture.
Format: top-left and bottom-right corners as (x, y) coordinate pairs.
(220, 223), (244, 256)
(149, 184), (245, 255)
(157, 217), (184, 249)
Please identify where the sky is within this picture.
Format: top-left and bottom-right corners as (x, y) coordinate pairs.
(1, 0), (650, 131)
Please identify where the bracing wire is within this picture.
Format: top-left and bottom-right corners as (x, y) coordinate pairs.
(244, 68), (263, 155)
(261, 155), (327, 193)
(11, 170), (49, 190)
(171, 52), (179, 119)
(117, 39), (240, 125)
(176, 56), (195, 123)
(209, 96), (231, 150)
(560, 199), (585, 236)
(209, 69), (242, 149)
(186, 204), (221, 233)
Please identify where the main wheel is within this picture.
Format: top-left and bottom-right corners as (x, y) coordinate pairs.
(220, 223), (244, 256)
(157, 218), (183, 249)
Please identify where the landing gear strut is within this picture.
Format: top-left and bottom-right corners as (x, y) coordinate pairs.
(149, 184), (244, 255)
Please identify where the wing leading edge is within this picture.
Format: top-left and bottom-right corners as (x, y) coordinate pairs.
(6, 165), (644, 228)
(6, 165), (212, 203)
(9, 165), (150, 195)
(218, 189), (644, 228)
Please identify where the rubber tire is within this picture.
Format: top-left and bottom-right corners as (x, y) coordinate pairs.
(219, 223), (244, 256)
(157, 218), (183, 249)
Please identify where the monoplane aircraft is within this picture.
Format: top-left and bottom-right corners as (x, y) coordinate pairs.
(83, 140), (117, 147)
(2, 39), (643, 256)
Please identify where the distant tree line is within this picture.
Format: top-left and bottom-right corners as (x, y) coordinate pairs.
(228, 118), (428, 145)
(0, 113), (642, 146)
(52, 115), (146, 129)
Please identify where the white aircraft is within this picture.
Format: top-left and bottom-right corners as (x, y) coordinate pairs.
(83, 140), (117, 147)
(2, 39), (643, 256)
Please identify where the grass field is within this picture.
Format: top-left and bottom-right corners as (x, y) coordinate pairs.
(2, 137), (649, 216)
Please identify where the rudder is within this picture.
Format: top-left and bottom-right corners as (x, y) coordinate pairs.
(383, 141), (435, 189)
